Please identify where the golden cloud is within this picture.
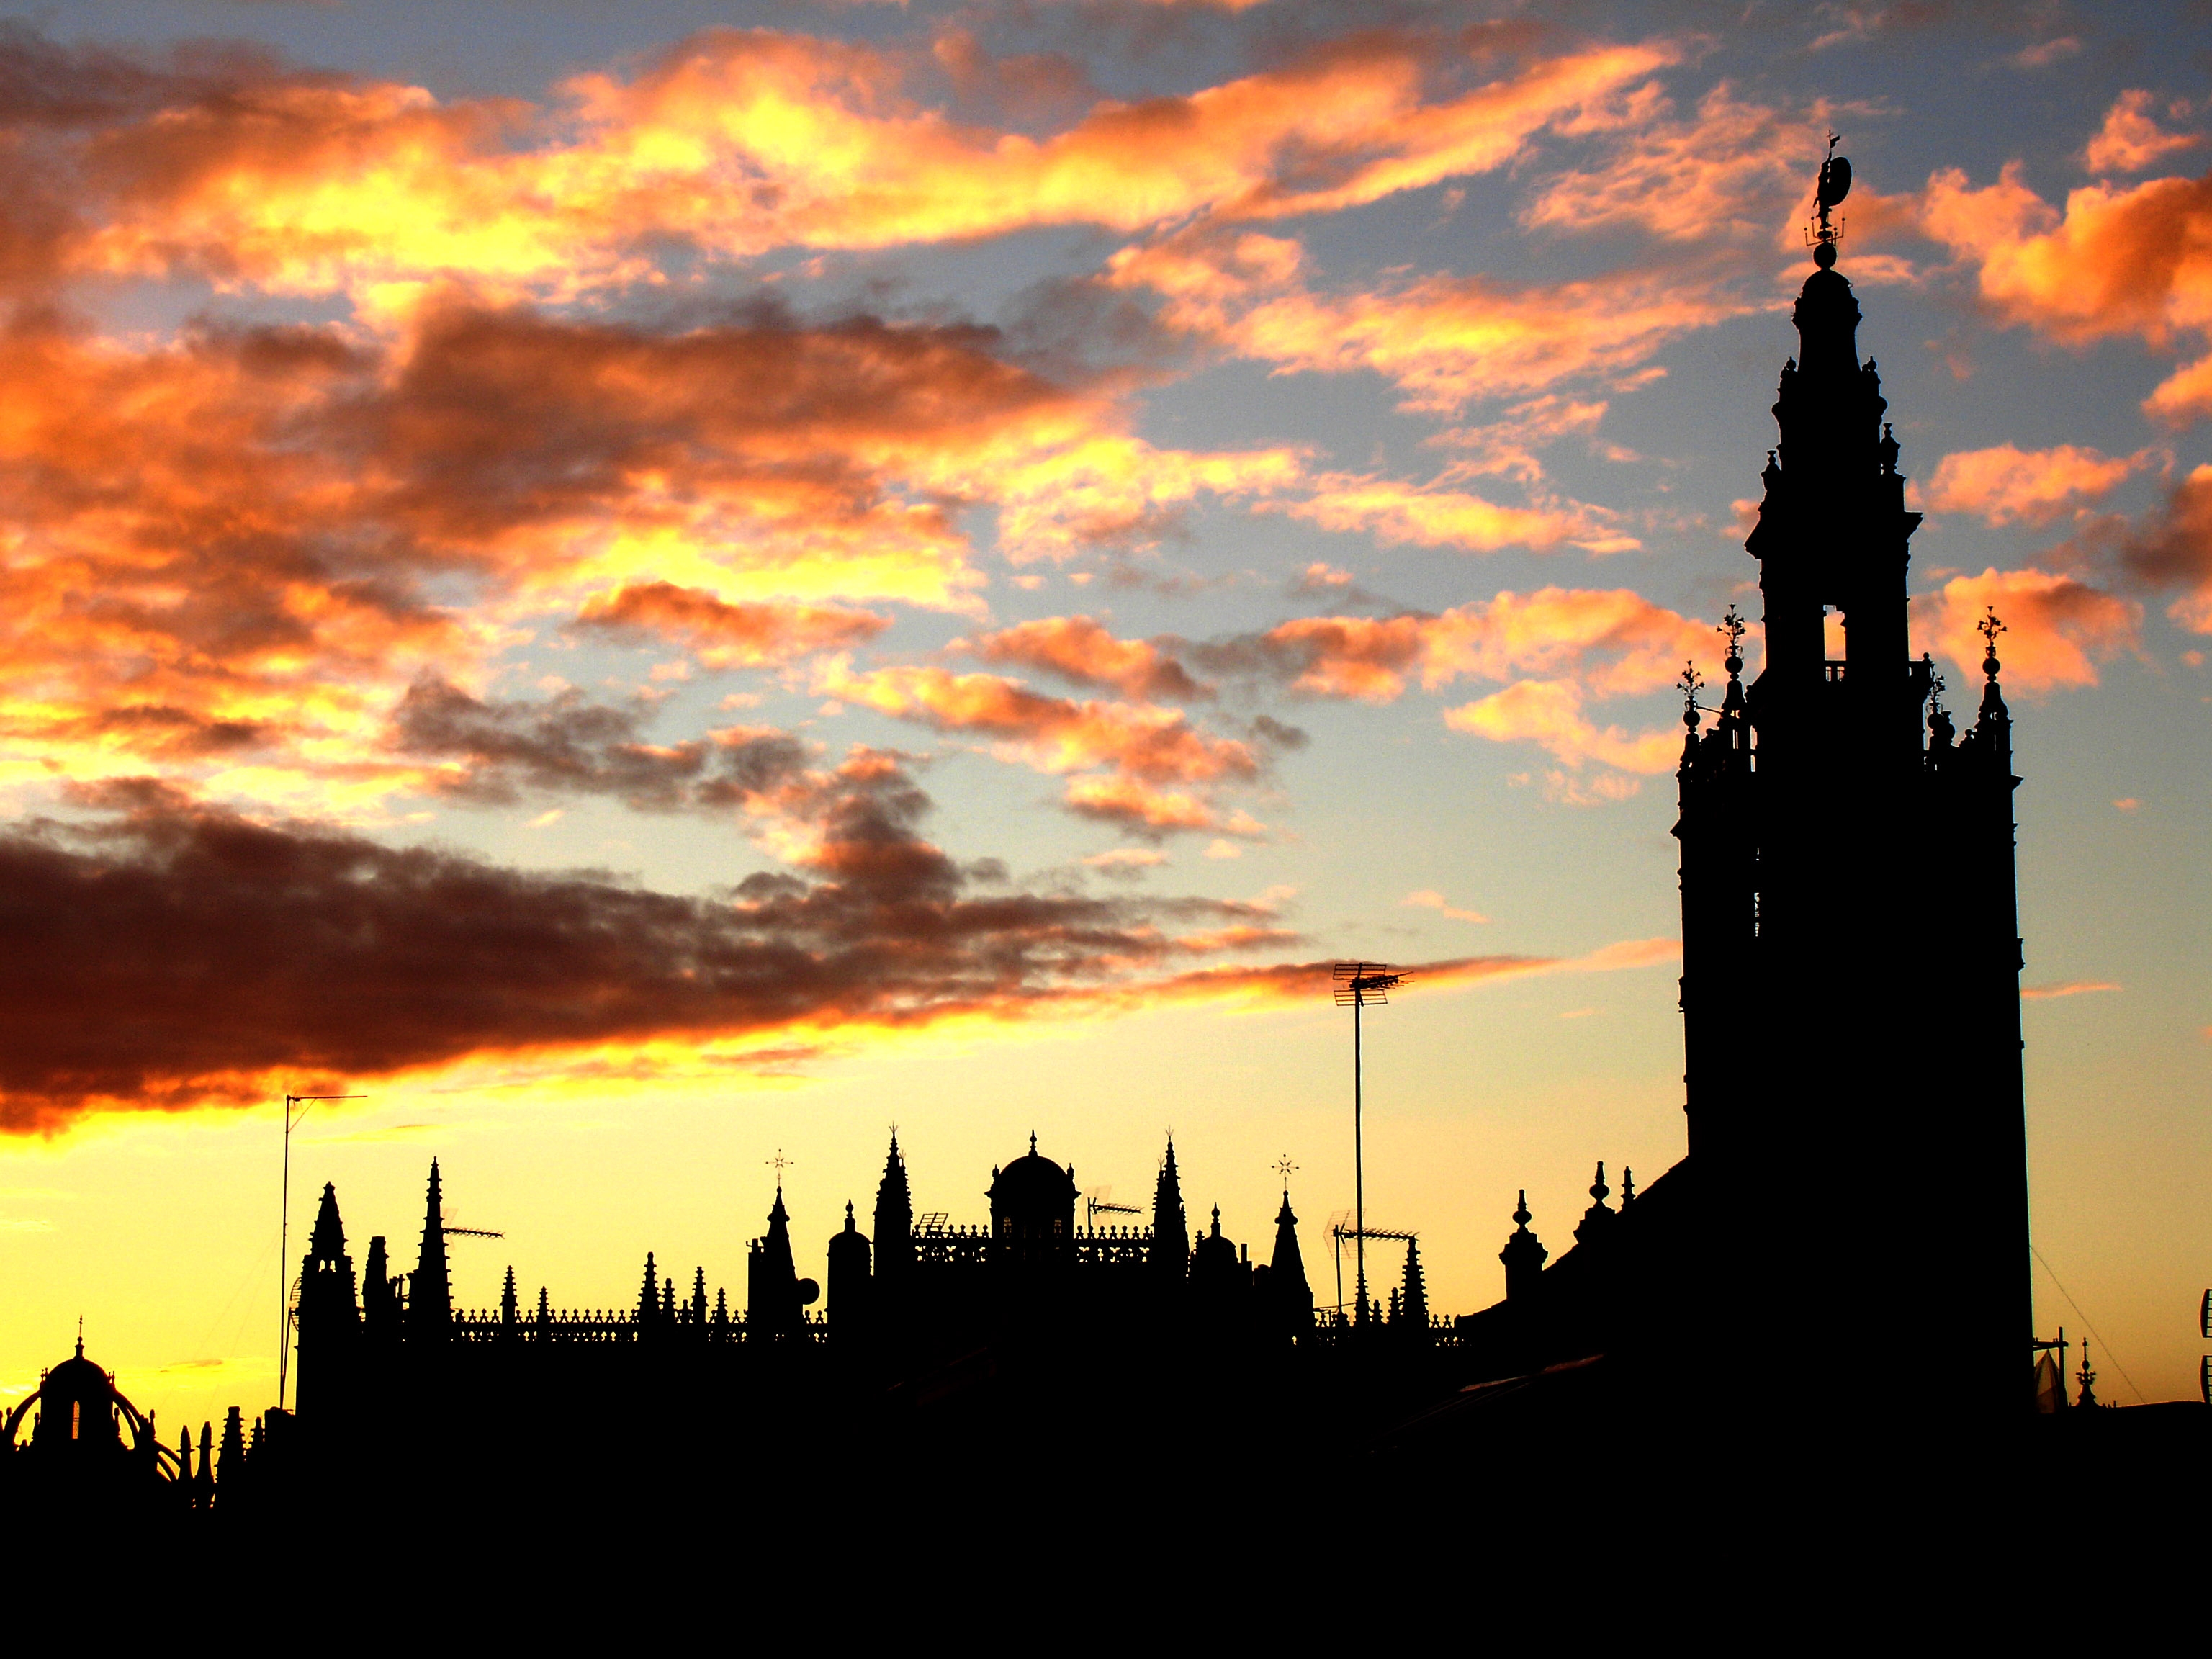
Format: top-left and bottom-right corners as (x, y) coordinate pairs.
(1911, 443), (2146, 527)
(1921, 567), (2140, 690)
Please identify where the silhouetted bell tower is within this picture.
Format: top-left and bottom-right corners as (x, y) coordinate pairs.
(1676, 141), (2029, 1426)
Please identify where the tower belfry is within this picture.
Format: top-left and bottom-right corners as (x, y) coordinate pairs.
(1675, 143), (2029, 1424)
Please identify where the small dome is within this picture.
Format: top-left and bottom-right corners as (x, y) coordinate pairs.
(1189, 1205), (1238, 1278)
(827, 1200), (871, 1264)
(988, 1134), (1076, 1208)
(42, 1353), (110, 1398)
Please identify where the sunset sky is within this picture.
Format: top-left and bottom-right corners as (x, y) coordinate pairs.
(2, 0), (2207, 1434)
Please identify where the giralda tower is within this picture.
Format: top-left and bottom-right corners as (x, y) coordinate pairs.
(1673, 145), (2030, 1424)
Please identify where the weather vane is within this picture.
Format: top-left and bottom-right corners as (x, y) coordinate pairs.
(1807, 132), (1851, 268)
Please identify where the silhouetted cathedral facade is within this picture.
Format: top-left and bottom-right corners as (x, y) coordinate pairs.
(242, 163), (2048, 1465)
(6, 154), (2043, 1519)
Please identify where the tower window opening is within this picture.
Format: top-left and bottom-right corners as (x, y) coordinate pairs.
(71, 1400), (79, 1439)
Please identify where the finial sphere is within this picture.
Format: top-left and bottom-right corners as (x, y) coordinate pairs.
(1813, 240), (1836, 269)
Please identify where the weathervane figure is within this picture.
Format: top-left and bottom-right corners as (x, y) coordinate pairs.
(1808, 131), (1851, 267)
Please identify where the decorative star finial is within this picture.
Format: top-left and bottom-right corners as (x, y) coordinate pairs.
(1680, 661), (1704, 730)
(1272, 1154), (1297, 1184)
(767, 1149), (792, 1179)
(1978, 608), (2006, 678)
(1719, 606), (1747, 676)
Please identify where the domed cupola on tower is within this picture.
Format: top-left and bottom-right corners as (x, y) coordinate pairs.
(988, 1133), (1077, 1267)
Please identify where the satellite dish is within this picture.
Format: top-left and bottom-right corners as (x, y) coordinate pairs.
(796, 1277), (820, 1307)
(1817, 155), (1852, 210)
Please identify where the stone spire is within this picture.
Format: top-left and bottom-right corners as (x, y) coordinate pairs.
(307, 1180), (347, 1262)
(872, 1130), (914, 1285)
(293, 1179), (360, 1418)
(1150, 1136), (1187, 1275)
(1268, 1187), (1313, 1338)
(748, 1185), (802, 1341)
(1398, 1236), (1429, 1341)
(407, 1160), (451, 1341)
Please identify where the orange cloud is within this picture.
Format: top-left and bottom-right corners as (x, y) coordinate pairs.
(1519, 81), (1807, 243)
(1120, 229), (1743, 413)
(1064, 776), (1264, 840)
(1249, 587), (1712, 702)
(819, 661), (1256, 783)
(1431, 395), (1611, 485)
(2085, 91), (2203, 177)
(1064, 935), (1678, 1021)
(2020, 980), (2122, 999)
(0, 295), (1306, 812)
(1443, 679), (1681, 775)
(1402, 889), (1490, 923)
(1911, 443), (2146, 526)
(575, 583), (889, 666)
(1918, 162), (2212, 425)
(958, 616), (1209, 700)
(63, 27), (1676, 301)
(1282, 473), (1640, 554)
(1921, 567), (2139, 690)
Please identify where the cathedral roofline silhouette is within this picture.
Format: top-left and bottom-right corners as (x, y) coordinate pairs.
(16, 148), (2172, 1531)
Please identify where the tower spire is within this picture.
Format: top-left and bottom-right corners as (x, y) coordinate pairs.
(407, 1159), (451, 1341)
(1268, 1183), (1313, 1339)
(1150, 1136), (1187, 1276)
(872, 1128), (914, 1287)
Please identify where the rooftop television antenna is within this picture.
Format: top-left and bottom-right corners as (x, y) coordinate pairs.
(1333, 963), (1408, 1329)
(279, 1092), (362, 1413)
(1324, 1213), (1417, 1321)
(1084, 1189), (1139, 1228)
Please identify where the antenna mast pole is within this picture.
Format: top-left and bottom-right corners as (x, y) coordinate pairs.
(1354, 985), (1365, 1321)
(1334, 963), (1407, 1331)
(279, 1092), (362, 1414)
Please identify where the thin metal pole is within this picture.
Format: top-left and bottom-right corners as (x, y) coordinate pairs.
(278, 1095), (294, 1412)
(1354, 989), (1366, 1327)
